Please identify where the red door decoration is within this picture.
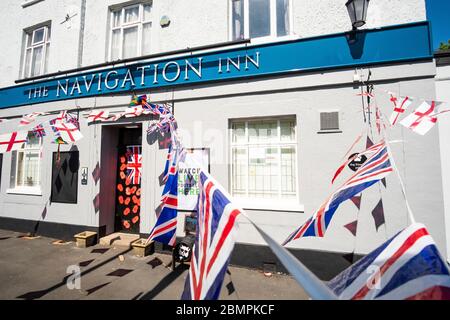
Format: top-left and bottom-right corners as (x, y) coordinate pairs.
(115, 145), (142, 233)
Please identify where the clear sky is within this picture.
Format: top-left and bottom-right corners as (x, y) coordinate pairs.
(426, 0), (450, 50)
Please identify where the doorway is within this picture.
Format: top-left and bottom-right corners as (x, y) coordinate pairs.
(114, 127), (142, 233)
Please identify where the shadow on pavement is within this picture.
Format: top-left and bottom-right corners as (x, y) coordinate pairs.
(139, 263), (189, 300)
(16, 247), (132, 300)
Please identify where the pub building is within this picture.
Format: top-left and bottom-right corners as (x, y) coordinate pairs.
(0, 0), (449, 278)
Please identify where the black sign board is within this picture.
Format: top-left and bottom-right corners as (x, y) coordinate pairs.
(348, 153), (368, 172)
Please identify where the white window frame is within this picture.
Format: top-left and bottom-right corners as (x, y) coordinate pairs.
(22, 25), (51, 79)
(109, 2), (153, 61)
(229, 0), (295, 43)
(7, 135), (43, 196)
(229, 116), (302, 212)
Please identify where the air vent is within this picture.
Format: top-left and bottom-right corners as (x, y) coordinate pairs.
(320, 111), (339, 131)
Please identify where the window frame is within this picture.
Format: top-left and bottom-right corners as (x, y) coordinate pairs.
(229, 0), (295, 43)
(7, 135), (43, 196)
(109, 2), (153, 61)
(21, 24), (51, 79)
(229, 116), (302, 212)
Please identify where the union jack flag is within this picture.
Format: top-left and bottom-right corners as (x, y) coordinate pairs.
(147, 147), (180, 246)
(32, 124), (46, 138)
(181, 171), (242, 300)
(327, 223), (450, 300)
(126, 146), (142, 184)
(283, 140), (393, 245)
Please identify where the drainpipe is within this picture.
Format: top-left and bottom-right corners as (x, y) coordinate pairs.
(77, 0), (87, 68)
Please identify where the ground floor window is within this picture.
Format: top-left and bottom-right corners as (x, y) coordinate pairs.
(230, 116), (298, 203)
(9, 133), (42, 193)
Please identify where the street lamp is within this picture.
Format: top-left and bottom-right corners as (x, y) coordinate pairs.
(346, 0), (370, 29)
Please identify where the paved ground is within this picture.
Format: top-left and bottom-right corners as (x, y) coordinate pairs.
(0, 229), (308, 300)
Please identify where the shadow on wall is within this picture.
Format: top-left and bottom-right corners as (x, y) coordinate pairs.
(346, 29), (367, 60)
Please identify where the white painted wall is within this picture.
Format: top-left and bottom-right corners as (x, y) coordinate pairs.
(436, 63), (450, 262)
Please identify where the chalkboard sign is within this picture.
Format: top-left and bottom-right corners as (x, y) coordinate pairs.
(51, 151), (79, 203)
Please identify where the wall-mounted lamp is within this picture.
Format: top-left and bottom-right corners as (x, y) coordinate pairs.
(346, 0), (370, 30)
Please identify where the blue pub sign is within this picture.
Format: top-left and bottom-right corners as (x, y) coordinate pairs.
(0, 22), (432, 109)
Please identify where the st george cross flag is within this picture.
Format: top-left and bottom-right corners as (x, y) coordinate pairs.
(52, 121), (83, 143)
(327, 223), (450, 300)
(181, 171), (242, 300)
(124, 106), (144, 118)
(283, 140), (393, 245)
(147, 147), (180, 246)
(87, 110), (110, 123)
(389, 95), (412, 126)
(125, 146), (142, 184)
(0, 131), (27, 153)
(19, 112), (46, 126)
(400, 100), (439, 135)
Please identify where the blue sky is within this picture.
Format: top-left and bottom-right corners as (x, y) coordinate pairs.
(426, 0), (450, 50)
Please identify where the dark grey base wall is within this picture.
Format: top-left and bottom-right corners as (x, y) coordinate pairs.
(149, 235), (363, 281)
(0, 216), (106, 241)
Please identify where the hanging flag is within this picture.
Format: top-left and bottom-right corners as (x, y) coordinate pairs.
(51, 136), (68, 145)
(375, 105), (384, 135)
(389, 95), (412, 126)
(125, 146), (142, 184)
(108, 112), (124, 122)
(366, 136), (374, 148)
(350, 195), (361, 210)
(52, 121), (83, 143)
(32, 124), (46, 138)
(327, 223), (450, 300)
(162, 145), (174, 184)
(65, 112), (80, 129)
(87, 110), (110, 123)
(147, 148), (180, 246)
(0, 131), (28, 153)
(19, 112), (46, 126)
(332, 141), (387, 184)
(356, 92), (374, 98)
(371, 199), (385, 231)
(181, 171), (242, 300)
(283, 140), (393, 245)
(344, 220), (358, 237)
(124, 106), (144, 118)
(129, 94), (147, 107)
(400, 101), (439, 135)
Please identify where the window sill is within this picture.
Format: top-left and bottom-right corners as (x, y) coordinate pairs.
(21, 0), (44, 8)
(6, 187), (42, 196)
(234, 199), (304, 213)
(248, 34), (301, 46)
(317, 130), (343, 134)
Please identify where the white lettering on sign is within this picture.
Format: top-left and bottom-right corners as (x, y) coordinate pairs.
(26, 53), (260, 101)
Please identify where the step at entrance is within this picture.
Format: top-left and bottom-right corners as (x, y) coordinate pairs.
(99, 232), (140, 248)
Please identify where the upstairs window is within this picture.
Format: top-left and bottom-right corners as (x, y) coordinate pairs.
(109, 2), (153, 60)
(22, 25), (51, 78)
(231, 0), (291, 41)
